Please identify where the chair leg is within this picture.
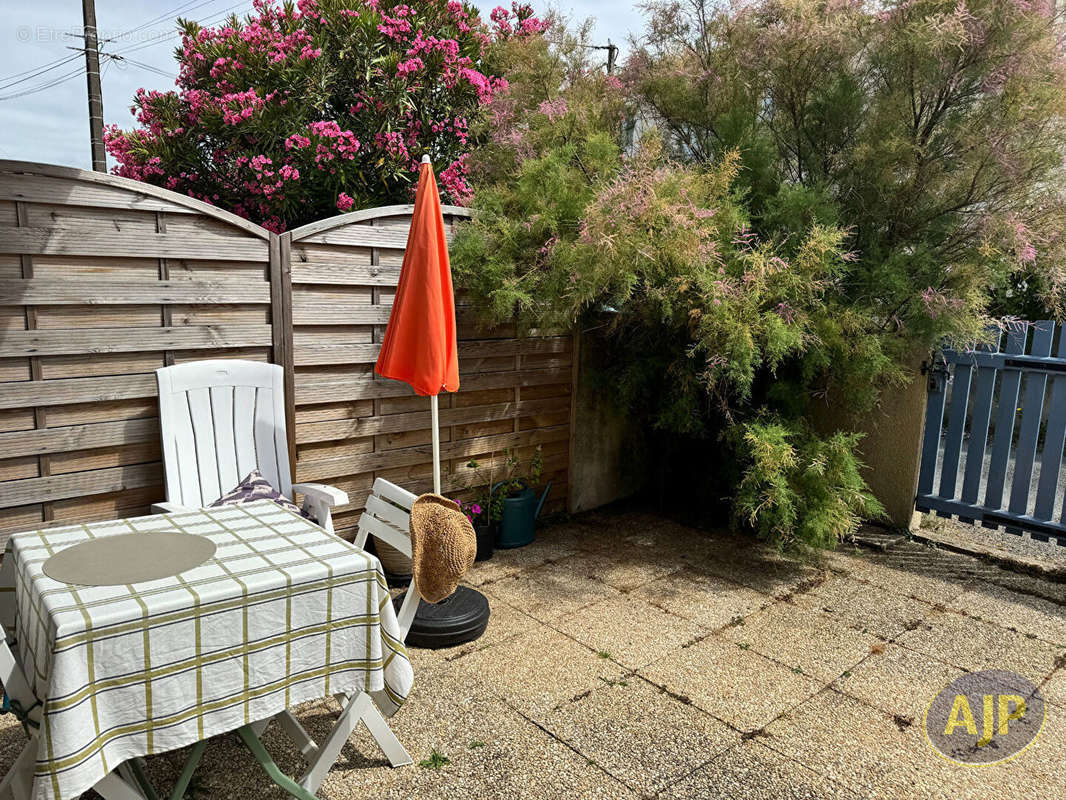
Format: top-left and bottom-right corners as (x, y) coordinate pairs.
(360, 701), (413, 768)
(297, 692), (369, 794)
(235, 726), (319, 800)
(0, 740), (35, 800)
(92, 771), (150, 800)
(275, 710), (320, 758)
(297, 691), (412, 796)
(332, 692), (411, 768)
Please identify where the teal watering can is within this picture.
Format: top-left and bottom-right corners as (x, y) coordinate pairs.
(492, 480), (552, 549)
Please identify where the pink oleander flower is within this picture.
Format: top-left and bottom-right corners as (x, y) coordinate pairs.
(396, 57), (424, 76)
(336, 192), (355, 211)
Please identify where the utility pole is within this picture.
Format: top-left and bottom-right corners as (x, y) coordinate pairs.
(606, 40), (618, 74)
(81, 0), (106, 171)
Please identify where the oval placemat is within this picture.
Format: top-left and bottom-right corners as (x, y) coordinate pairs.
(43, 532), (217, 586)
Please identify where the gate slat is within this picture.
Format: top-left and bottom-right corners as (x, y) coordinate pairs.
(959, 337), (1000, 520)
(1037, 364), (1066, 521)
(937, 357), (974, 511)
(1039, 326), (1066, 522)
(982, 325), (1028, 525)
(917, 359), (948, 499)
(1007, 321), (1055, 525)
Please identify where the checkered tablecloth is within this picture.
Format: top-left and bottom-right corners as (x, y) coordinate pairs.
(0, 501), (413, 800)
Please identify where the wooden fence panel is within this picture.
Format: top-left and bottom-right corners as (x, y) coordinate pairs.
(0, 162), (275, 541)
(287, 206), (572, 539)
(0, 165), (574, 544)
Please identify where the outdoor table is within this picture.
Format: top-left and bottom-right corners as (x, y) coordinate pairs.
(0, 500), (414, 800)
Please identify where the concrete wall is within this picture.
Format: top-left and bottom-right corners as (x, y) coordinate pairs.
(566, 325), (929, 528)
(568, 330), (645, 513)
(811, 354), (928, 530)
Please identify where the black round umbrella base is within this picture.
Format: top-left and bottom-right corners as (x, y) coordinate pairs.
(394, 586), (490, 649)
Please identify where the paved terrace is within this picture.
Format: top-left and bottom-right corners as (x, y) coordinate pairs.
(4, 509), (1065, 799)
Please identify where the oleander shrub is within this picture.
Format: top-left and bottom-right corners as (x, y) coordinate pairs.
(104, 0), (545, 230)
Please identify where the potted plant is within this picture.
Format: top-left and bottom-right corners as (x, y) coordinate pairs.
(455, 495), (495, 562)
(491, 447), (552, 549)
(457, 459), (506, 561)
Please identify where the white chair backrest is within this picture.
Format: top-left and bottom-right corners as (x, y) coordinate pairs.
(156, 360), (292, 508)
(355, 478), (421, 639)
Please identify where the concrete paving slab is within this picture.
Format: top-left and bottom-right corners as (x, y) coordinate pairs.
(486, 559), (622, 623)
(451, 623), (628, 719)
(631, 569), (772, 631)
(948, 580), (1066, 646)
(542, 679), (740, 795)
(640, 634), (822, 732)
(895, 608), (1064, 679)
(795, 576), (936, 640)
(553, 593), (706, 670)
(723, 602), (879, 681)
(559, 546), (683, 592)
(833, 643), (965, 720)
(658, 740), (862, 800)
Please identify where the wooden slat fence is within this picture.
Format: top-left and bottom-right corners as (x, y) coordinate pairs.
(0, 162), (573, 543)
(285, 207), (572, 539)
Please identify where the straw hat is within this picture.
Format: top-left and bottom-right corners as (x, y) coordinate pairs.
(409, 494), (477, 603)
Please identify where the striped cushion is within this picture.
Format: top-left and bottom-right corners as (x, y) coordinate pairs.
(210, 469), (314, 520)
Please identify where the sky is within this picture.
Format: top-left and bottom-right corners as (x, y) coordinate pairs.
(0, 0), (647, 170)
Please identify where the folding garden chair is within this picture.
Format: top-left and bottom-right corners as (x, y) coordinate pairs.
(2, 584), (194, 800)
(250, 477), (425, 794)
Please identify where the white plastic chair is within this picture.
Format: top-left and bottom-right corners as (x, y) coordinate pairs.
(1, 573), (194, 800)
(155, 360), (348, 530)
(237, 478), (423, 794)
(155, 361), (423, 790)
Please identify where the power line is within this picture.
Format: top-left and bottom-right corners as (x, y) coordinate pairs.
(0, 53), (83, 92)
(113, 1), (254, 57)
(0, 53), (82, 85)
(112, 0), (227, 43)
(0, 65), (86, 101)
(110, 54), (176, 81)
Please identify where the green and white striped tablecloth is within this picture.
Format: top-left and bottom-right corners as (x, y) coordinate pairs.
(0, 500), (413, 800)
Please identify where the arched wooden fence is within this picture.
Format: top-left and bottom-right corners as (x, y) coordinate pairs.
(0, 161), (573, 542)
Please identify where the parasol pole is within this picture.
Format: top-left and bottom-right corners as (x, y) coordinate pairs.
(422, 154), (444, 496)
(431, 394), (441, 494)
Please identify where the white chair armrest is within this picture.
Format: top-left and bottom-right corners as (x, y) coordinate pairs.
(293, 484), (349, 535)
(292, 483), (349, 507)
(152, 502), (196, 514)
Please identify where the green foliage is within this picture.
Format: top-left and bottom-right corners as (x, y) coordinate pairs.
(418, 750), (450, 771)
(735, 419), (885, 550)
(463, 446), (543, 523)
(451, 19), (899, 547)
(453, 3), (1066, 549)
(632, 0), (1066, 344)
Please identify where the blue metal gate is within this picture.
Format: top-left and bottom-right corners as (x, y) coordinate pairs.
(916, 320), (1066, 546)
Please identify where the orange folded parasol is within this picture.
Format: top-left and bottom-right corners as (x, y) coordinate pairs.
(375, 155), (459, 492)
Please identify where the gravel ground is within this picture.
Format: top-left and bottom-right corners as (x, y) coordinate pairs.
(2, 510), (1065, 799)
(919, 512), (1066, 566)
(927, 434), (1066, 565)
